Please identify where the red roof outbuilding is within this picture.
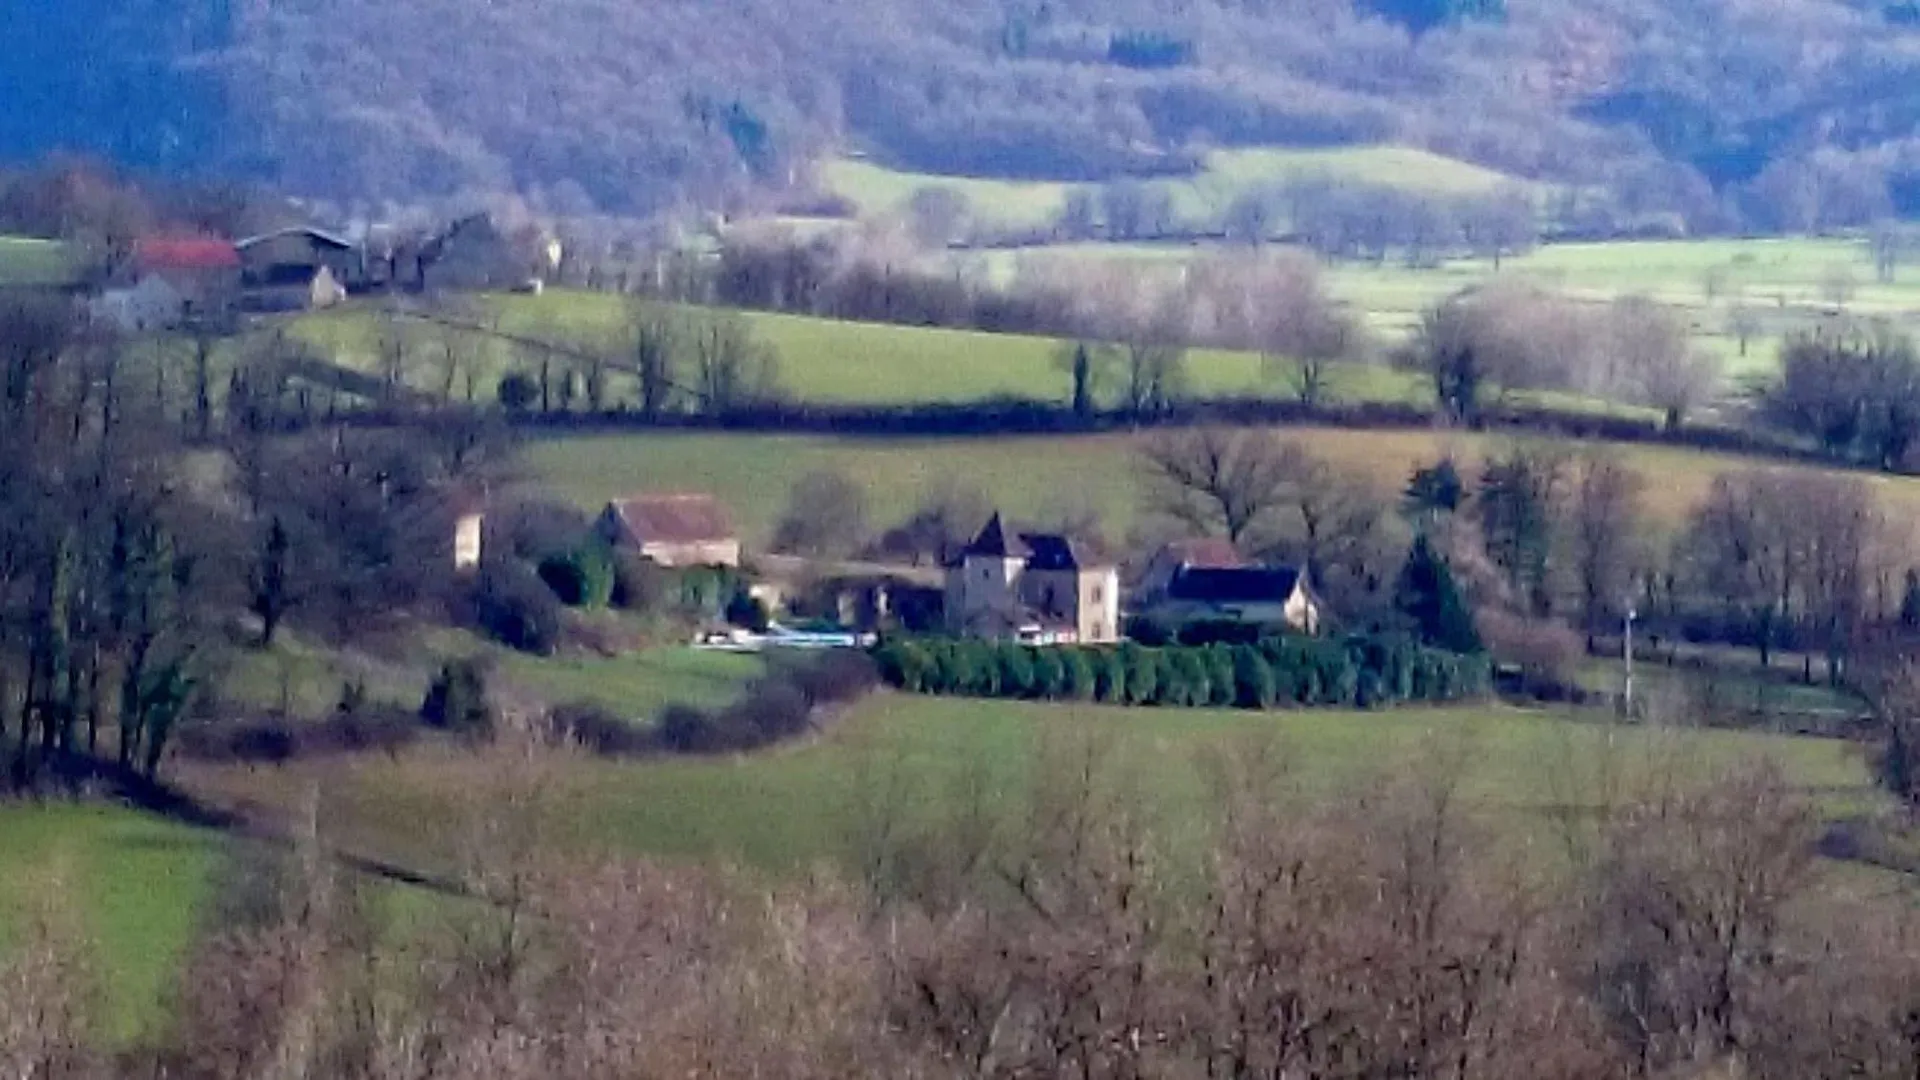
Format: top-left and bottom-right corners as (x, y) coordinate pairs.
(132, 236), (241, 272)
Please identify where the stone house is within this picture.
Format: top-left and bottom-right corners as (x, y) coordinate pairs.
(1143, 565), (1323, 635)
(418, 214), (560, 293)
(596, 493), (742, 568)
(944, 514), (1121, 644)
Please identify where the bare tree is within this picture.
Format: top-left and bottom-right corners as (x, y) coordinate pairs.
(1611, 295), (1719, 428)
(1140, 427), (1319, 548)
(1820, 262), (1859, 309)
(1729, 303), (1763, 358)
(688, 311), (781, 415)
(1569, 452), (1647, 650)
(906, 186), (972, 248)
(1119, 303), (1188, 420)
(772, 470), (871, 558)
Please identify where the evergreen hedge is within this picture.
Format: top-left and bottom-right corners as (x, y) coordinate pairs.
(872, 633), (1490, 710)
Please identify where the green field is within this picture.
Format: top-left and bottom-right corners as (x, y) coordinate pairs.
(0, 804), (219, 1042)
(519, 426), (1920, 545)
(297, 290), (1658, 418)
(14, 691), (1880, 1040)
(979, 236), (1920, 382)
(295, 293), (1429, 407)
(286, 235), (1920, 416)
(218, 627), (761, 722)
(0, 236), (80, 288)
(179, 694), (1875, 878)
(822, 145), (1531, 232)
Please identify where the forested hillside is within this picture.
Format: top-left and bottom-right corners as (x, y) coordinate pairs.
(7, 0), (1920, 226)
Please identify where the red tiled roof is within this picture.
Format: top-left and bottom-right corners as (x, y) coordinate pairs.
(607, 493), (736, 546)
(1164, 538), (1246, 569)
(133, 236), (240, 271)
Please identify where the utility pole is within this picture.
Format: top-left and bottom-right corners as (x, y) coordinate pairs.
(1623, 605), (1637, 717)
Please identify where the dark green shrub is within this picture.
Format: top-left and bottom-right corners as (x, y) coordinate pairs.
(1095, 649), (1128, 703)
(1031, 648), (1067, 699)
(537, 544), (615, 608)
(497, 371), (540, 412)
(1061, 649), (1096, 700)
(1232, 647), (1276, 709)
(610, 550), (669, 612)
(725, 589), (771, 631)
(421, 658), (492, 735)
(1168, 649), (1211, 708)
(658, 704), (719, 753)
(1123, 646), (1160, 706)
(874, 639), (933, 693)
(869, 634), (1490, 710)
(1206, 646), (1237, 708)
(997, 646), (1038, 698)
(475, 562), (564, 655)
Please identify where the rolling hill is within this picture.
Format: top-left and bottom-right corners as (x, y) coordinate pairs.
(5, 0), (1918, 229)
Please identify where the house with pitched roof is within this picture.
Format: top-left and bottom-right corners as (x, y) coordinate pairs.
(1135, 537), (1249, 600)
(1143, 564), (1323, 635)
(944, 514), (1121, 644)
(91, 235), (240, 331)
(237, 227), (357, 310)
(595, 493), (741, 568)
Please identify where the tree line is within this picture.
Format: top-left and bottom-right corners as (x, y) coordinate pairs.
(873, 633), (1491, 709)
(0, 296), (506, 793)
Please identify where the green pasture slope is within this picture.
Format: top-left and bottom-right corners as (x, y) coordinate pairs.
(218, 626), (762, 721)
(821, 145), (1530, 231)
(0, 236), (80, 288)
(0, 804), (219, 1043)
(5, 692), (1874, 1037)
(297, 290), (1651, 414)
(520, 426), (1920, 545)
(201, 695), (1873, 876)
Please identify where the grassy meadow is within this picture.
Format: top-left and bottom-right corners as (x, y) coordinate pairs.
(285, 235), (1919, 419)
(0, 235), (79, 288)
(982, 236), (1920, 382)
(217, 626), (762, 721)
(0, 804), (220, 1042)
(821, 145), (1532, 232)
(518, 426), (1920, 545)
(178, 693), (1876, 880)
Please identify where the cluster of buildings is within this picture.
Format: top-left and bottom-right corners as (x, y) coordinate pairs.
(65, 214), (562, 334)
(477, 492), (1323, 644)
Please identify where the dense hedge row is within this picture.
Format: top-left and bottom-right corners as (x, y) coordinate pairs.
(872, 634), (1490, 710)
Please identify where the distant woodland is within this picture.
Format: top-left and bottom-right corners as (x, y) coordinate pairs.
(7, 0), (1920, 228)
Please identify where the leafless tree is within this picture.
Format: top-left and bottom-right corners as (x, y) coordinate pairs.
(772, 469), (871, 558)
(1611, 295), (1719, 428)
(688, 311), (781, 415)
(1821, 263), (1859, 309)
(1569, 452), (1647, 649)
(906, 186), (972, 248)
(1728, 303), (1763, 358)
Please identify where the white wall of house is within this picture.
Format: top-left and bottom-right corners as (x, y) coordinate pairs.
(454, 513), (484, 570)
(89, 275), (186, 333)
(639, 539), (742, 568)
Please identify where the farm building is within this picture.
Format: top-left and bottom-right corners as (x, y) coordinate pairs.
(418, 213), (560, 293)
(596, 493), (742, 568)
(237, 227), (357, 309)
(944, 514), (1120, 644)
(1133, 537), (1248, 600)
(1142, 565), (1323, 635)
(92, 235), (240, 330)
